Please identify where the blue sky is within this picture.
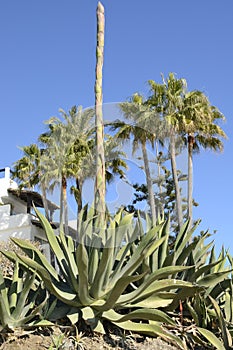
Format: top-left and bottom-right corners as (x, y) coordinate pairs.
(0, 1), (232, 250)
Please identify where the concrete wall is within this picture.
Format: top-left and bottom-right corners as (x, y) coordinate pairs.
(0, 204), (51, 260)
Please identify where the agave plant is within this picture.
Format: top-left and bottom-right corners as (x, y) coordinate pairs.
(137, 214), (233, 348)
(151, 221), (233, 349)
(2, 206), (203, 348)
(0, 259), (50, 330)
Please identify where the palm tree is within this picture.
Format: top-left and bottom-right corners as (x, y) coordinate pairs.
(94, 1), (106, 225)
(39, 106), (95, 234)
(181, 90), (226, 226)
(40, 121), (75, 234)
(72, 134), (127, 215)
(12, 144), (50, 220)
(148, 73), (186, 230)
(39, 105), (126, 229)
(60, 106), (95, 218)
(148, 75), (227, 229)
(112, 94), (157, 225)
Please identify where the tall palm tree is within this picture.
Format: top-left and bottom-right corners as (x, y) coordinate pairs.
(148, 75), (227, 229)
(94, 1), (106, 225)
(112, 94), (157, 225)
(181, 90), (226, 226)
(148, 73), (186, 230)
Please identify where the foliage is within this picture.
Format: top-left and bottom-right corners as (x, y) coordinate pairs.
(2, 206), (233, 348)
(0, 260), (50, 330)
(2, 207), (204, 348)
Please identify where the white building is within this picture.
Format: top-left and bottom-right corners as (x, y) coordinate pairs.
(0, 167), (60, 260)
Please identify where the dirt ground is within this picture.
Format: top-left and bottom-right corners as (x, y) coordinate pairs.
(0, 329), (181, 350)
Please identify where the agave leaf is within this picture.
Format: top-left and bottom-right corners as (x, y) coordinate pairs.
(111, 320), (184, 349)
(209, 245), (217, 265)
(0, 263), (48, 329)
(174, 220), (190, 251)
(114, 208), (123, 225)
(111, 224), (163, 285)
(82, 306), (95, 320)
(0, 272), (11, 326)
(16, 292), (48, 326)
(119, 271), (195, 305)
(163, 223), (198, 267)
(17, 255), (78, 305)
(166, 285), (203, 312)
(67, 308), (80, 325)
(10, 237), (59, 280)
(174, 221), (200, 261)
(34, 210), (78, 288)
(186, 299), (200, 325)
(103, 308), (175, 325)
(114, 212), (135, 248)
(88, 247), (99, 284)
(94, 320), (105, 334)
(197, 327), (225, 350)
(198, 270), (232, 289)
(32, 319), (54, 327)
(194, 241), (215, 267)
(112, 242), (132, 278)
(58, 234), (78, 278)
(224, 291), (232, 323)
(216, 252), (228, 273)
(176, 240), (199, 266)
(9, 260), (20, 309)
(157, 218), (170, 269)
(144, 236), (166, 260)
(34, 207), (65, 264)
(136, 212), (145, 238)
(90, 236), (114, 298)
(128, 292), (175, 308)
(76, 244), (93, 305)
(192, 259), (225, 282)
(101, 272), (146, 311)
(12, 272), (36, 319)
(209, 295), (231, 348)
(151, 265), (193, 280)
(0, 251), (34, 274)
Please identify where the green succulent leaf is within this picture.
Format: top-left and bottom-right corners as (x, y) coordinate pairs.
(197, 327), (225, 350)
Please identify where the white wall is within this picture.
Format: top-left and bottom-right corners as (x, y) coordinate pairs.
(0, 211), (33, 241)
(0, 167), (18, 199)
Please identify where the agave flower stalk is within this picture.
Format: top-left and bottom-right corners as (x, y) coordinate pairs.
(94, 1), (106, 226)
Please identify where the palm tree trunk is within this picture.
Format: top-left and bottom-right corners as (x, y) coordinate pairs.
(94, 1), (106, 226)
(155, 141), (162, 220)
(170, 132), (183, 229)
(41, 182), (50, 221)
(141, 141), (156, 226)
(188, 134), (194, 228)
(75, 177), (83, 216)
(59, 179), (64, 230)
(59, 175), (69, 235)
(62, 175), (69, 236)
